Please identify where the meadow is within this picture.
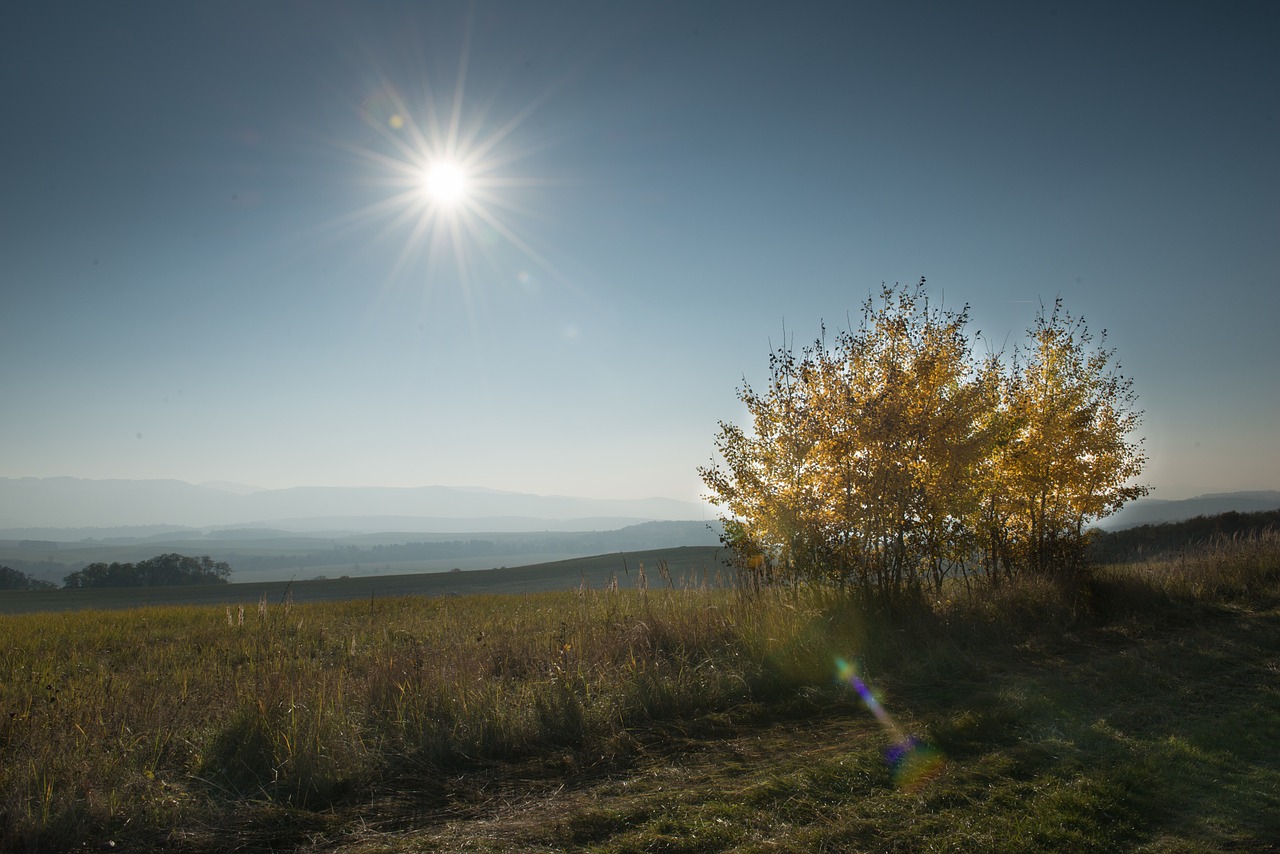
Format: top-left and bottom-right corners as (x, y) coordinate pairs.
(2, 533), (1278, 852)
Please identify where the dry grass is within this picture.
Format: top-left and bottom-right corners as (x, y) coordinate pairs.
(1107, 528), (1280, 601)
(0, 578), (850, 851)
(2, 534), (1278, 852)
(314, 533), (1280, 854)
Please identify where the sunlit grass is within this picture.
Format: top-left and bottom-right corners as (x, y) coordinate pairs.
(2, 533), (1278, 851)
(0, 580), (838, 850)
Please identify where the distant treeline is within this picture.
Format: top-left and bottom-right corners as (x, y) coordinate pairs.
(0, 557), (65, 585)
(1088, 509), (1280, 564)
(0, 565), (57, 590)
(62, 554), (231, 588)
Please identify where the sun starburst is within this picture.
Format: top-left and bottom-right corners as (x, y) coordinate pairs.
(319, 33), (569, 315)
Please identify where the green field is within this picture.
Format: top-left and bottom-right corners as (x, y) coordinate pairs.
(2, 535), (1278, 852)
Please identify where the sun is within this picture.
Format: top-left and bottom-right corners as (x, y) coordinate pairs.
(321, 21), (573, 307)
(332, 88), (563, 297)
(422, 159), (468, 205)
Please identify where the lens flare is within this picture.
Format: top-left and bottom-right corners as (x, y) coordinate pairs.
(885, 735), (944, 792)
(835, 656), (945, 791)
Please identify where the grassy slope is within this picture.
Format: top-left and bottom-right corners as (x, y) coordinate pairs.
(288, 591), (1280, 853)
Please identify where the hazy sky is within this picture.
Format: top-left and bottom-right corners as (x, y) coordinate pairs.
(2, 1), (1276, 504)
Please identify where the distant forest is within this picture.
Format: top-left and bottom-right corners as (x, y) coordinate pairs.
(0, 565), (56, 590)
(62, 554), (232, 588)
(1, 554), (231, 589)
(1088, 509), (1280, 563)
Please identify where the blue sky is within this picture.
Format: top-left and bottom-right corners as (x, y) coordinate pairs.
(2, 1), (1276, 504)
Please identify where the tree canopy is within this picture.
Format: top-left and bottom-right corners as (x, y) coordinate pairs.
(700, 281), (1148, 600)
(0, 565), (56, 591)
(63, 553), (232, 589)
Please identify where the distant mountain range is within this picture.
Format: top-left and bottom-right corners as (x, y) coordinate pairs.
(1096, 491), (1280, 530)
(3, 478), (1271, 539)
(0, 477), (709, 535)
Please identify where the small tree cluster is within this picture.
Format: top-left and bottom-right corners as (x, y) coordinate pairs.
(0, 565), (57, 590)
(63, 553), (232, 589)
(700, 280), (1148, 601)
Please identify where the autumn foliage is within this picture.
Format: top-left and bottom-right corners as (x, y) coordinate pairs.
(700, 280), (1148, 600)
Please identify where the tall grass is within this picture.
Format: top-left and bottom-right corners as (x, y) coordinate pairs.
(2, 531), (1277, 852)
(0, 578), (852, 851)
(1105, 527), (1280, 601)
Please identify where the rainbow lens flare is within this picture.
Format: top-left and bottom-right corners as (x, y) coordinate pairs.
(885, 734), (944, 792)
(836, 657), (945, 791)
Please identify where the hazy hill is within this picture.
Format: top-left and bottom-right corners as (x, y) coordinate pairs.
(1097, 491), (1280, 530)
(0, 477), (708, 531)
(0, 520), (725, 585)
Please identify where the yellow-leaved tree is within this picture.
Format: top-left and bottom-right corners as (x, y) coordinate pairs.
(989, 298), (1149, 578)
(700, 282), (1148, 601)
